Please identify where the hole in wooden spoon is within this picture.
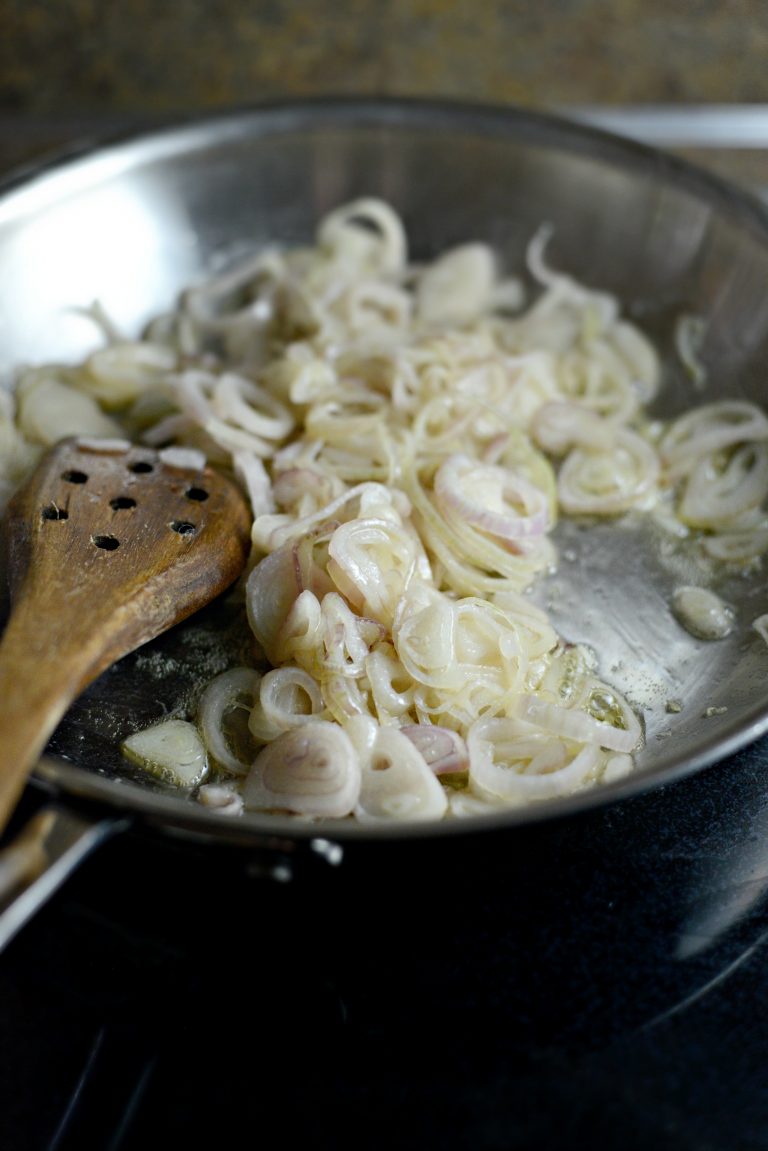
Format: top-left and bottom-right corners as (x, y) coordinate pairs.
(92, 534), (120, 551)
(62, 470), (88, 484)
(185, 487), (209, 502)
(41, 504), (68, 521)
(170, 520), (196, 536)
(129, 461), (153, 474)
(110, 496), (137, 511)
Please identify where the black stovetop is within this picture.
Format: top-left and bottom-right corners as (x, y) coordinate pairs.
(3, 736), (768, 1151)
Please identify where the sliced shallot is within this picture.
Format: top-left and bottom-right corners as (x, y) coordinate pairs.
(198, 667), (262, 775)
(516, 691), (641, 753)
(557, 428), (659, 515)
(244, 720), (361, 817)
(345, 716), (448, 822)
(328, 516), (421, 624)
(245, 544), (303, 662)
(467, 716), (601, 801)
(197, 784), (245, 815)
(434, 453), (549, 544)
(248, 667), (325, 742)
(400, 724), (469, 774)
(659, 401), (768, 472)
(531, 401), (616, 455)
(678, 443), (768, 529)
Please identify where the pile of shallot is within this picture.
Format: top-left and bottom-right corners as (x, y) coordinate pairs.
(8, 199), (768, 820)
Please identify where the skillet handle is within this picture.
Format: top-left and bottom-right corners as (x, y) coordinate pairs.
(0, 803), (128, 951)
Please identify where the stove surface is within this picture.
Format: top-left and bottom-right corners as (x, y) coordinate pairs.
(3, 744), (768, 1151)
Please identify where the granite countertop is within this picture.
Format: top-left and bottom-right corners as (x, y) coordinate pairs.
(1, 1), (767, 113)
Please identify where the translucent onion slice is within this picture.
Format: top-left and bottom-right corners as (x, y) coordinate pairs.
(181, 247), (283, 328)
(393, 584), (459, 689)
(531, 643), (595, 708)
(498, 351), (561, 425)
(453, 599), (526, 691)
(483, 428), (558, 520)
(558, 429), (659, 515)
(172, 371), (274, 458)
(198, 667), (262, 775)
(559, 347), (640, 423)
(263, 481), (403, 552)
(659, 401), (768, 471)
(83, 342), (177, 407)
(678, 444), (768, 529)
(246, 542), (304, 662)
(413, 674), (511, 731)
(243, 721), (361, 817)
(610, 320), (661, 402)
(197, 784), (245, 815)
(403, 459), (552, 594)
(400, 724), (469, 774)
(365, 645), (415, 722)
(140, 412), (195, 447)
(232, 450), (274, 518)
(345, 717), (448, 822)
(468, 716), (601, 801)
(17, 375), (122, 445)
(531, 401), (615, 455)
(211, 373), (294, 441)
(434, 454), (549, 544)
(304, 395), (388, 443)
(202, 417), (273, 459)
(489, 589), (558, 659)
(516, 691), (641, 753)
(703, 527), (768, 563)
(159, 446), (207, 471)
(248, 666), (325, 742)
(319, 593), (384, 676)
(327, 517), (421, 624)
(525, 223), (559, 288)
(338, 281), (412, 335)
(122, 719), (208, 788)
(317, 198), (407, 275)
(274, 590), (323, 667)
(394, 586), (528, 695)
(262, 343), (338, 405)
(447, 789), (505, 818)
(602, 753), (634, 783)
(323, 675), (370, 725)
(273, 467), (339, 515)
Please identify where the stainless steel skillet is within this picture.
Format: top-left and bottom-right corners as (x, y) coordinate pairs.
(1, 98), (768, 945)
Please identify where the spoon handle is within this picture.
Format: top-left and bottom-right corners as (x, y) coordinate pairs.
(0, 597), (87, 827)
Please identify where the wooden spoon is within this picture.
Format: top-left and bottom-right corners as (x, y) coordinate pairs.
(0, 436), (251, 832)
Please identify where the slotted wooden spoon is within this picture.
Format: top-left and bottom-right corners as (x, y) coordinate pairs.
(0, 437), (251, 832)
